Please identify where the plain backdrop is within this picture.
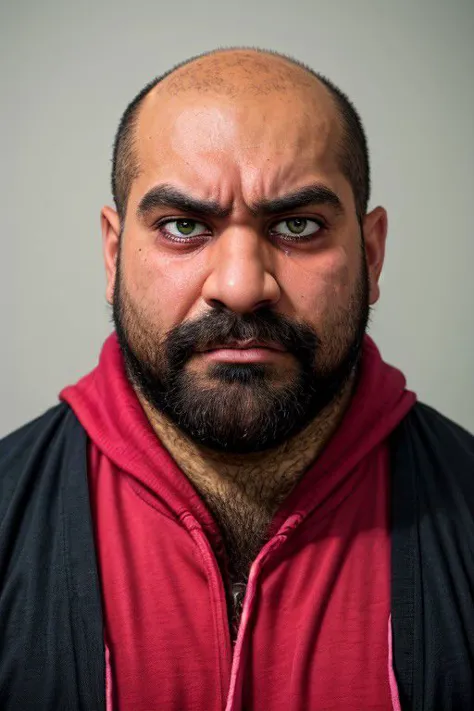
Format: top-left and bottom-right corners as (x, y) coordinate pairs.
(1, 0), (473, 437)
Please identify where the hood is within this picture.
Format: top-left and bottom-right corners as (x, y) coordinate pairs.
(60, 332), (416, 535)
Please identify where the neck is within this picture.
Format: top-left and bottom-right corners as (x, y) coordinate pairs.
(138, 370), (357, 516)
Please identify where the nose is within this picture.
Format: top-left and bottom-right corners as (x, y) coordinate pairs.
(201, 227), (281, 314)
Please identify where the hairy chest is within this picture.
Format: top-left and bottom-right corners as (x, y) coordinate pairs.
(199, 487), (275, 641)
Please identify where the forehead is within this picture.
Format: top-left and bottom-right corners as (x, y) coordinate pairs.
(132, 80), (344, 205)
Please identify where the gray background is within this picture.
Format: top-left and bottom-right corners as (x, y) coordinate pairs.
(1, 0), (473, 438)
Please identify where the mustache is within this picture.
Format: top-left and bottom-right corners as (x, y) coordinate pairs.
(164, 307), (320, 368)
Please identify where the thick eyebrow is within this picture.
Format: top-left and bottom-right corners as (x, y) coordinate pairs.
(136, 182), (344, 222)
(137, 185), (231, 220)
(252, 184), (344, 217)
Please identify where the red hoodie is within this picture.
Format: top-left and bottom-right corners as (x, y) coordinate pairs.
(60, 332), (416, 711)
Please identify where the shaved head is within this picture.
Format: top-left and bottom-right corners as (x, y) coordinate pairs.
(161, 50), (317, 96)
(111, 48), (370, 223)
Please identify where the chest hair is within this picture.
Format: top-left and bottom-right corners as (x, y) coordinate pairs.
(200, 485), (278, 642)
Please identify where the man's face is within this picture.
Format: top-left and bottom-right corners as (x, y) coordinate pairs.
(105, 78), (384, 454)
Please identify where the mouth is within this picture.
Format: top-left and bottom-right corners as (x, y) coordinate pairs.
(200, 339), (286, 353)
(196, 340), (287, 364)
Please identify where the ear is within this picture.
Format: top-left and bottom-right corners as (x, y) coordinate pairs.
(101, 205), (121, 305)
(362, 206), (387, 306)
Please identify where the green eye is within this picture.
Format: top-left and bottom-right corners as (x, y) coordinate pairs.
(159, 219), (208, 241)
(176, 220), (197, 235)
(286, 218), (307, 234)
(271, 218), (322, 241)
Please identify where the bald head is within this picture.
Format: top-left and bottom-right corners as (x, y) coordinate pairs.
(159, 49), (318, 97)
(112, 48), (370, 222)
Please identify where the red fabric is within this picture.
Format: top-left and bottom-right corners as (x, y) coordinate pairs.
(60, 332), (416, 711)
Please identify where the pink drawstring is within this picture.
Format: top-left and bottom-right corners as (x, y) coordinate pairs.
(388, 615), (401, 711)
(105, 640), (113, 711)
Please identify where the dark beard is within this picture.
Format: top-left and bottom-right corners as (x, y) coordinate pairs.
(113, 244), (370, 454)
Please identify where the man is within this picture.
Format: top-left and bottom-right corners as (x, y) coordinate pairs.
(1, 48), (473, 711)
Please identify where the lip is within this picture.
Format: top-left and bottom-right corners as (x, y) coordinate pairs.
(200, 347), (285, 363)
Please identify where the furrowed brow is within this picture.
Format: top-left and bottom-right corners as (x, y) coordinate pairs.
(137, 184), (231, 220)
(252, 184), (344, 217)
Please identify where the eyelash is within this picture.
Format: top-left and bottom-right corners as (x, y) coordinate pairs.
(153, 217), (327, 244)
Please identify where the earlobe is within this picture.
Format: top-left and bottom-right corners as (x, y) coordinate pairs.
(362, 206), (387, 306)
(101, 206), (121, 305)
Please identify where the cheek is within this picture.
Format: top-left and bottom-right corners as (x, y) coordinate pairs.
(121, 241), (205, 326)
(289, 248), (354, 321)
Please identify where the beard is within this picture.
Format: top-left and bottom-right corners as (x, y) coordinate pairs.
(113, 242), (371, 454)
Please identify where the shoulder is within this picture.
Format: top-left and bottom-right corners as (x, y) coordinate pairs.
(393, 402), (474, 512)
(0, 403), (84, 517)
(403, 401), (474, 459)
(0, 402), (72, 463)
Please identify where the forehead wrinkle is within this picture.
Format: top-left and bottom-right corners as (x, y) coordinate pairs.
(133, 147), (341, 223)
(133, 71), (344, 215)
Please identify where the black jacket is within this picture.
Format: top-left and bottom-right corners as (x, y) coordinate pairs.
(0, 401), (473, 710)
